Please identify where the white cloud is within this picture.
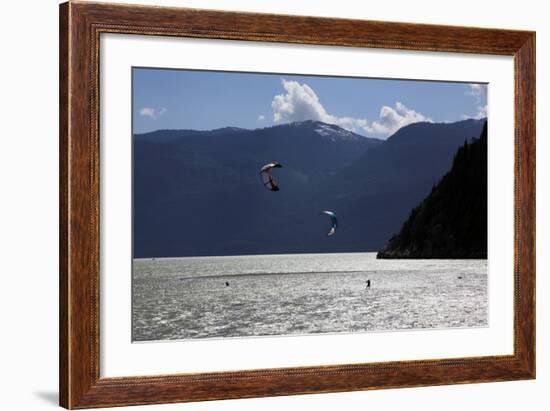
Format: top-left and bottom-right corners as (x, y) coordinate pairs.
(272, 80), (334, 124)
(271, 79), (430, 138)
(271, 79), (369, 134)
(465, 84), (487, 102)
(462, 104), (488, 120)
(139, 107), (167, 119)
(365, 102), (432, 136)
(257, 114), (265, 121)
(477, 104), (488, 118)
(463, 83), (488, 119)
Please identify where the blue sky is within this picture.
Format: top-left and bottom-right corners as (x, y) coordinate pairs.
(133, 67), (487, 139)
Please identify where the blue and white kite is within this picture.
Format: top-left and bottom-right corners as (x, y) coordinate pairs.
(321, 210), (338, 236)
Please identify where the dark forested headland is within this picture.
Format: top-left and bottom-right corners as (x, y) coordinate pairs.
(377, 122), (487, 259)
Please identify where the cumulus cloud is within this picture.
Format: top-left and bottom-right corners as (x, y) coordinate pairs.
(271, 79), (369, 134)
(272, 80), (334, 123)
(271, 79), (430, 138)
(462, 83), (488, 119)
(139, 107), (167, 119)
(462, 104), (487, 120)
(465, 84), (487, 102)
(476, 104), (488, 118)
(366, 102), (432, 136)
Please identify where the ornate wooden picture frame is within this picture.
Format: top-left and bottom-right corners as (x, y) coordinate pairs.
(59, 1), (535, 408)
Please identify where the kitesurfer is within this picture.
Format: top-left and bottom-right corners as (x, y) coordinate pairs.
(260, 162), (282, 191)
(321, 210), (338, 236)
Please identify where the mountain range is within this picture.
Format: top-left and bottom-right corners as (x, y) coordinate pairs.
(133, 118), (486, 257)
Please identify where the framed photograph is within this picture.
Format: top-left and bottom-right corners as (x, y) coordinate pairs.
(59, 1), (535, 408)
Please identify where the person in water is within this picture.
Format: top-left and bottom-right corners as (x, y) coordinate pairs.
(225, 281), (230, 287)
(365, 279), (371, 289)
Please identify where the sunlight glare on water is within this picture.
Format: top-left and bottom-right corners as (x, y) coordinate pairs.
(132, 253), (487, 341)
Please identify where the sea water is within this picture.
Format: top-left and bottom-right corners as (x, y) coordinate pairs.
(132, 253), (487, 341)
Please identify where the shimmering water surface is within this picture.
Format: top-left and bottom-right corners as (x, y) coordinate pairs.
(132, 253), (487, 341)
